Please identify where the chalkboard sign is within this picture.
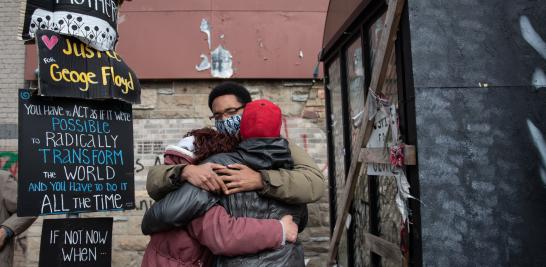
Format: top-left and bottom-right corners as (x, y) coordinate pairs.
(17, 89), (135, 216)
(37, 30), (140, 104)
(39, 218), (113, 267)
(20, 0), (120, 51)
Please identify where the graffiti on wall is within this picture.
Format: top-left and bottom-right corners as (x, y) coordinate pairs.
(287, 131), (328, 173)
(280, 117), (328, 174)
(134, 156), (162, 173)
(0, 151), (18, 177)
(135, 198), (154, 213)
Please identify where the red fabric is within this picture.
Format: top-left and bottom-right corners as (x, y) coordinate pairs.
(142, 206), (282, 267)
(164, 150), (195, 165)
(142, 229), (212, 267)
(188, 206), (282, 256)
(240, 99), (282, 139)
(389, 143), (405, 168)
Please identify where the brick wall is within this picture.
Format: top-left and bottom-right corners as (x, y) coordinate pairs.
(0, 2), (331, 261)
(0, 0), (24, 150)
(131, 80), (331, 266)
(11, 80), (331, 267)
(1, 1), (27, 266)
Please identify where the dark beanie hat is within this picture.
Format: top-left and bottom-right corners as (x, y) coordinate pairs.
(208, 82), (252, 111)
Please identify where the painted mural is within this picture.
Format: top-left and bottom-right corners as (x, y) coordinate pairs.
(0, 151), (18, 177)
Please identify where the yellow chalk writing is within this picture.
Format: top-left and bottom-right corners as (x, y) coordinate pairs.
(49, 64), (97, 92)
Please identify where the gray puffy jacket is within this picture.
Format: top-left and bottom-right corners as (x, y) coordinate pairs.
(141, 138), (307, 267)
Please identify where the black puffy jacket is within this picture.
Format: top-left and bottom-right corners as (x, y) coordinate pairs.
(141, 138), (307, 267)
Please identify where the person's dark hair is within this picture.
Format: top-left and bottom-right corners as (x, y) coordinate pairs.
(208, 82), (252, 111)
(185, 128), (240, 162)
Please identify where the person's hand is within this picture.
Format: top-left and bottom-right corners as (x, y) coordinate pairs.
(0, 227), (7, 251)
(181, 163), (228, 193)
(280, 215), (298, 243)
(216, 164), (264, 194)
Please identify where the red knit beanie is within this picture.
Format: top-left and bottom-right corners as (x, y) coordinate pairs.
(240, 99), (282, 139)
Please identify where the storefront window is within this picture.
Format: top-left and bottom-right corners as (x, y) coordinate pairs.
(346, 37), (366, 153)
(327, 56), (350, 267)
(369, 13), (386, 71)
(328, 56), (346, 204)
(346, 36), (372, 267)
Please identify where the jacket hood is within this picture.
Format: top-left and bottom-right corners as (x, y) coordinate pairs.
(235, 138), (293, 170)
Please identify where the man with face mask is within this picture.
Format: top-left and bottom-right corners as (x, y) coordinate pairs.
(146, 81), (325, 205)
(142, 99), (309, 266)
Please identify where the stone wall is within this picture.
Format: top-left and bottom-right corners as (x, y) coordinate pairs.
(12, 80), (331, 267)
(0, 0), (23, 151)
(1, 0), (28, 266)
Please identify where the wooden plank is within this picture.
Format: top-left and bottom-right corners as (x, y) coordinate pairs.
(327, 108), (371, 265)
(403, 145), (416, 165)
(327, 0), (406, 265)
(359, 145), (416, 165)
(364, 233), (403, 265)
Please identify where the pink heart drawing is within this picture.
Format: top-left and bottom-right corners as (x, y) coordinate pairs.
(41, 35), (58, 50)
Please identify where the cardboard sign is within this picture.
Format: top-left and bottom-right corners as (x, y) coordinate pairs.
(20, 0), (119, 51)
(39, 218), (113, 267)
(367, 161), (398, 176)
(37, 30), (140, 104)
(17, 89), (135, 216)
(366, 109), (389, 148)
(366, 108), (395, 176)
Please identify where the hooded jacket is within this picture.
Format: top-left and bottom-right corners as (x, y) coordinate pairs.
(142, 138), (307, 267)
